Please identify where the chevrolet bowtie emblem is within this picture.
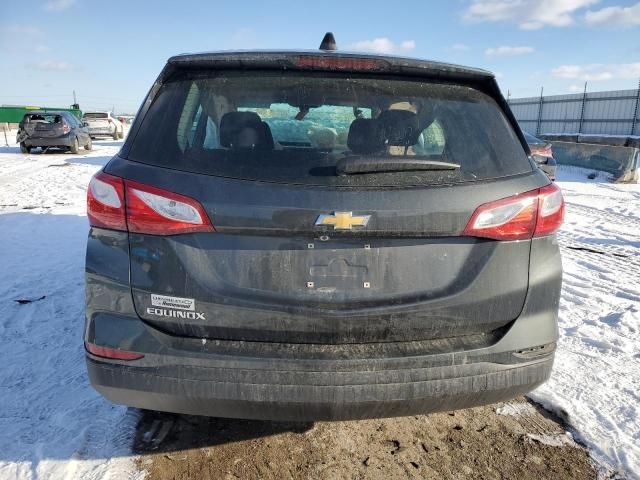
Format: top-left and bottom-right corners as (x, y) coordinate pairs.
(315, 211), (371, 230)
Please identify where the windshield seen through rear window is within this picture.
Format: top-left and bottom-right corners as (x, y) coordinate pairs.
(127, 71), (531, 186)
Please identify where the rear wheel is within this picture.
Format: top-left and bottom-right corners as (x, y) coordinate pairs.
(85, 137), (93, 151)
(118, 129), (124, 139)
(112, 130), (118, 140)
(19, 142), (31, 154)
(70, 137), (79, 154)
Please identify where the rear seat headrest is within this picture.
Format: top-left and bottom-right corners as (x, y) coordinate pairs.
(219, 111), (274, 150)
(377, 110), (420, 147)
(347, 118), (385, 155)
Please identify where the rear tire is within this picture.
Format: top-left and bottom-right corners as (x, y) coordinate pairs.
(85, 137), (93, 151)
(20, 142), (31, 154)
(112, 130), (118, 140)
(70, 137), (79, 154)
(118, 130), (124, 139)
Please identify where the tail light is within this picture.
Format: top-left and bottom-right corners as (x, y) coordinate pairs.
(63, 123), (70, 134)
(538, 144), (553, 158)
(87, 172), (126, 230)
(463, 183), (564, 240)
(125, 180), (214, 235)
(531, 144), (554, 164)
(534, 183), (565, 236)
(87, 172), (214, 235)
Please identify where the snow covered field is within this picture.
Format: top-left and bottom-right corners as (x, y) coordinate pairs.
(0, 138), (141, 480)
(532, 168), (640, 478)
(0, 136), (638, 479)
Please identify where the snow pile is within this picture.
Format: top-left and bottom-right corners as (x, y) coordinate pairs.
(530, 165), (640, 479)
(526, 433), (577, 448)
(0, 141), (142, 480)
(496, 402), (538, 417)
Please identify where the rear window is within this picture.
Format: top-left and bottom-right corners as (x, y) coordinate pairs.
(128, 71), (531, 186)
(24, 113), (62, 124)
(84, 113), (108, 119)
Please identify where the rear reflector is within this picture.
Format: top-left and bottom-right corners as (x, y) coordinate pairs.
(463, 183), (564, 240)
(87, 172), (214, 235)
(85, 341), (144, 360)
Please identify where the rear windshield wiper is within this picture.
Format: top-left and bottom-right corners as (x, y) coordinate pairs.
(336, 156), (460, 175)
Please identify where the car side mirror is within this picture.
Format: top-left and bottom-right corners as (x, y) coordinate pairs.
(83, 122), (89, 127)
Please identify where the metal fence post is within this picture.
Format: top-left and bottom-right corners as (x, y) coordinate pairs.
(578, 82), (588, 134)
(2, 123), (9, 147)
(632, 78), (640, 136)
(536, 87), (544, 136)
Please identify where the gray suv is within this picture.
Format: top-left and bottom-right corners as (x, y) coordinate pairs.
(84, 45), (564, 421)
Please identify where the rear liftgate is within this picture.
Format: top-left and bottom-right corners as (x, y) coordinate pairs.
(87, 170), (563, 345)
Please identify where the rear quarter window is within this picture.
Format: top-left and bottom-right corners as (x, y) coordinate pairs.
(127, 71), (531, 187)
(64, 113), (79, 127)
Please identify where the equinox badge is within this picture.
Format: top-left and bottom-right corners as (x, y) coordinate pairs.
(315, 211), (371, 230)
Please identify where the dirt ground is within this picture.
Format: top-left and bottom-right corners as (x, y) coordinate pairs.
(134, 397), (598, 480)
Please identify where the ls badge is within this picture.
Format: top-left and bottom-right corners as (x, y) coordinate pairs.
(315, 211), (371, 230)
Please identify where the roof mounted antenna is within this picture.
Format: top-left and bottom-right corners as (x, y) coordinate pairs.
(319, 32), (337, 51)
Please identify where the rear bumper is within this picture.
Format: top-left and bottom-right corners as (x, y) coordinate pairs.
(25, 133), (74, 148)
(85, 230), (562, 421)
(87, 353), (553, 421)
(89, 127), (115, 136)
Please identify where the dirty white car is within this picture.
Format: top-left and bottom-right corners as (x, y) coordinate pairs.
(83, 111), (124, 140)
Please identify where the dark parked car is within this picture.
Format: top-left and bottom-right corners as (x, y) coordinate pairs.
(524, 131), (557, 181)
(18, 111), (92, 154)
(85, 41), (564, 421)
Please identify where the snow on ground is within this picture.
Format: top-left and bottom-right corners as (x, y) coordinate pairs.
(530, 166), (640, 479)
(0, 136), (142, 480)
(0, 134), (638, 479)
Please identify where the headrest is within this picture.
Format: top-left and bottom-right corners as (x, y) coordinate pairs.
(377, 110), (420, 147)
(347, 118), (385, 154)
(219, 111), (274, 150)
